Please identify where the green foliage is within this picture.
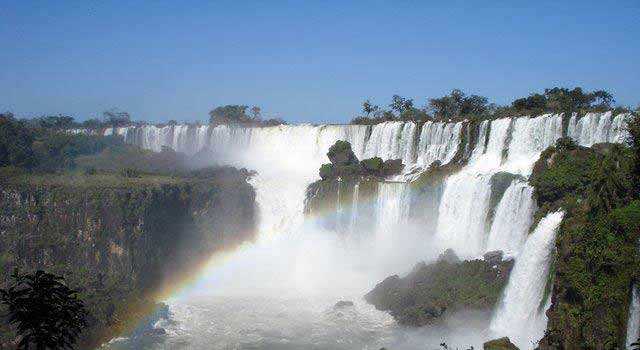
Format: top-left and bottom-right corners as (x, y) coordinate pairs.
(365, 251), (513, 327)
(327, 140), (358, 166)
(351, 86), (626, 125)
(531, 141), (639, 348)
(0, 113), (37, 169)
(428, 89), (494, 119)
(207, 104), (284, 126)
(208, 105), (252, 124)
(530, 142), (600, 205)
(507, 87), (614, 117)
(102, 108), (131, 127)
(360, 157), (383, 172)
(319, 163), (335, 180)
(0, 270), (87, 349)
(318, 141), (404, 180)
(627, 114), (640, 197)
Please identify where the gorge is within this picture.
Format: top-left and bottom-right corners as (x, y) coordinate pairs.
(89, 111), (638, 349)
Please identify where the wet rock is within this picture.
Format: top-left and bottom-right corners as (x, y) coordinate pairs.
(334, 300), (354, 309)
(483, 337), (519, 350)
(142, 328), (166, 337)
(438, 248), (460, 264)
(483, 250), (504, 265)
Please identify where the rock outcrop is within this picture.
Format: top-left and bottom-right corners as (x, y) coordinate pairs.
(364, 250), (513, 327)
(483, 337), (519, 350)
(529, 139), (640, 349)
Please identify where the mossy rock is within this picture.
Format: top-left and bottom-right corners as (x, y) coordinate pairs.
(531, 139), (640, 349)
(327, 140), (358, 166)
(483, 337), (519, 350)
(364, 251), (514, 327)
(360, 157), (383, 173)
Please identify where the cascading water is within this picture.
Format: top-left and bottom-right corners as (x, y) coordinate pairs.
(434, 118), (512, 257)
(103, 112), (629, 349)
(349, 182), (360, 234)
(567, 111), (630, 147)
(375, 182), (410, 249)
(490, 211), (564, 349)
(415, 121), (463, 169)
(627, 284), (640, 348)
(485, 180), (536, 256)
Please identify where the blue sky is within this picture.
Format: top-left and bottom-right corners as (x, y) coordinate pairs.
(1, 0), (639, 124)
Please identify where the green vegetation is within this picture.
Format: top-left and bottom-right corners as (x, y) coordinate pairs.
(483, 337), (519, 350)
(530, 118), (640, 349)
(351, 87), (636, 124)
(364, 250), (513, 327)
(0, 111), (259, 347)
(208, 104), (286, 126)
(0, 112), (124, 173)
(0, 270), (87, 349)
(318, 140), (404, 180)
(0, 171), (257, 347)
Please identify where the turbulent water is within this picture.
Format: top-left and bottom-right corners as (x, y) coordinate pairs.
(103, 112), (629, 350)
(489, 211), (564, 349)
(627, 284), (640, 348)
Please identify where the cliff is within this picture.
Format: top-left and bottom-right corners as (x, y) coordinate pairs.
(529, 140), (640, 349)
(0, 171), (257, 347)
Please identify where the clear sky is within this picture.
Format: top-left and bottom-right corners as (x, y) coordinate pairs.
(1, 1), (639, 124)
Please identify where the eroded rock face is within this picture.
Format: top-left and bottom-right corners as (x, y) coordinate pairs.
(0, 173), (258, 347)
(364, 250), (513, 327)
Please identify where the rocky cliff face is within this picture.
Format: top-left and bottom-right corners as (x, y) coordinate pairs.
(0, 173), (257, 346)
(529, 141), (640, 349)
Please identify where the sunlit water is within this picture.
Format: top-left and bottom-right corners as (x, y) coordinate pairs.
(101, 113), (630, 350)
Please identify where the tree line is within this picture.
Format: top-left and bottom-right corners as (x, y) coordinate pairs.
(351, 87), (638, 124)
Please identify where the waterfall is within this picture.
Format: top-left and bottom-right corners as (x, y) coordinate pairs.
(375, 182), (410, 247)
(434, 118), (512, 257)
(503, 114), (563, 175)
(435, 173), (493, 257)
(349, 182), (360, 234)
(485, 180), (536, 256)
(490, 211), (564, 350)
(415, 121), (463, 169)
(567, 112), (630, 147)
(364, 121), (418, 167)
(627, 284), (640, 348)
(101, 111), (633, 349)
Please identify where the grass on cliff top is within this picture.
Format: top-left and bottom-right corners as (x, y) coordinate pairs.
(2, 171), (185, 188)
(0, 167), (248, 189)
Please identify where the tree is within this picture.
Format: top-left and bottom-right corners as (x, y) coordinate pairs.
(389, 95), (413, 115)
(0, 270), (87, 349)
(102, 108), (131, 127)
(628, 114), (640, 198)
(208, 105), (250, 124)
(250, 106), (262, 120)
(428, 89), (490, 119)
(362, 100), (376, 117)
(0, 113), (37, 169)
(35, 115), (76, 130)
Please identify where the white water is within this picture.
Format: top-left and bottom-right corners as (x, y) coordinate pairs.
(568, 112), (630, 147)
(490, 211), (564, 349)
(486, 180), (536, 257)
(103, 112), (628, 349)
(349, 182), (360, 234)
(627, 284), (640, 348)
